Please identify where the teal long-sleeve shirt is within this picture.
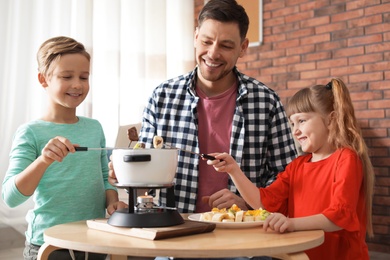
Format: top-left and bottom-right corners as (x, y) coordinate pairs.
(2, 117), (115, 245)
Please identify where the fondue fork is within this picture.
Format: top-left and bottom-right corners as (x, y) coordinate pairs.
(75, 147), (115, 151)
(163, 144), (217, 160)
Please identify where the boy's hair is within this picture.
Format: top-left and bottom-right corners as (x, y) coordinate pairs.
(37, 36), (90, 76)
(286, 78), (375, 237)
(198, 0), (249, 40)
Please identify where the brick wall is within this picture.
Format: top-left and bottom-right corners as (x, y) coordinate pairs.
(195, 0), (390, 253)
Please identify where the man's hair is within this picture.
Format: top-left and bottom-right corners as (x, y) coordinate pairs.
(198, 0), (249, 40)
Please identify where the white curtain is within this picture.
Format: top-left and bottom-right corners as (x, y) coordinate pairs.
(0, 0), (195, 226)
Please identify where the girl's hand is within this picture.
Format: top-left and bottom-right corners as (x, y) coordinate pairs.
(263, 212), (295, 233)
(206, 152), (241, 176)
(40, 136), (75, 165)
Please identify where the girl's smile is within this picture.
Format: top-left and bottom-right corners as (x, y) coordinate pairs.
(290, 112), (335, 162)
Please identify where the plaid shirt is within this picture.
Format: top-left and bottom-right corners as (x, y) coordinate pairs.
(140, 67), (297, 213)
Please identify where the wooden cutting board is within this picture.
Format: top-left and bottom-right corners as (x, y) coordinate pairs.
(87, 218), (216, 240)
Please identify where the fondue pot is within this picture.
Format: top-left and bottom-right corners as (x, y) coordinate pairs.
(107, 148), (184, 228)
(112, 148), (178, 185)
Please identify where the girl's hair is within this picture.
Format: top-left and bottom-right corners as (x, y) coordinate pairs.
(198, 0), (249, 41)
(286, 78), (375, 237)
(37, 36), (90, 76)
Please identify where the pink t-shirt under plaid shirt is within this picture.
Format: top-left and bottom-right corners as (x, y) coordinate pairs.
(195, 82), (238, 213)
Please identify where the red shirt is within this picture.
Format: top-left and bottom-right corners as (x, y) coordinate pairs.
(260, 148), (369, 260)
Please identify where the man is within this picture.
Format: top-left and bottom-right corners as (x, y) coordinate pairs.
(110, 0), (297, 214)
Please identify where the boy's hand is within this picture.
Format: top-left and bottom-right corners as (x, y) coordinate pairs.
(40, 136), (75, 165)
(106, 201), (128, 215)
(108, 155), (119, 185)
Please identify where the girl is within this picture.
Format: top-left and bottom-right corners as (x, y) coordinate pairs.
(208, 78), (375, 260)
(2, 36), (126, 260)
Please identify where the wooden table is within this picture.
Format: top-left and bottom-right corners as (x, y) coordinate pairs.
(38, 217), (324, 260)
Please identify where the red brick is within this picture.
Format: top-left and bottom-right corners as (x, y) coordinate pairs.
(369, 81), (390, 90)
(261, 66), (287, 75)
(365, 3), (390, 16)
(348, 34), (383, 47)
(274, 38), (300, 49)
(333, 27), (364, 40)
(365, 61), (390, 72)
(365, 42), (390, 53)
(264, 16), (285, 27)
(316, 40), (347, 51)
(277, 89), (303, 99)
(286, 45), (315, 56)
(273, 55), (301, 66)
(263, 1), (286, 11)
(287, 62), (316, 72)
(330, 65), (363, 77)
(368, 148), (389, 157)
(300, 33), (330, 45)
(356, 109), (385, 119)
(286, 10), (313, 23)
(332, 9), (364, 22)
(372, 157), (390, 167)
(259, 49), (286, 59)
(347, 14), (382, 28)
(272, 5), (299, 18)
(299, 0), (329, 11)
(353, 101), (368, 110)
(384, 32), (390, 41)
(300, 16), (329, 28)
(286, 28), (315, 39)
(370, 119), (390, 128)
(349, 53), (383, 65)
(272, 23), (300, 34)
(366, 23), (390, 35)
(349, 72), (383, 83)
(346, 0), (381, 10)
(303, 51), (332, 62)
(363, 128), (388, 137)
(272, 72), (300, 83)
(315, 22), (347, 34)
(369, 99), (390, 109)
(287, 80), (316, 89)
(300, 69), (330, 79)
(350, 91), (383, 101)
(247, 59), (273, 69)
(317, 58), (348, 69)
(266, 33), (287, 43)
(242, 69), (261, 79)
(333, 46), (365, 57)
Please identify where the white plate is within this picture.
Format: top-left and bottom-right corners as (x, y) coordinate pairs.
(188, 213), (264, 229)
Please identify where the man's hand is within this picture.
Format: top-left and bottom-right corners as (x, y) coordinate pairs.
(202, 188), (248, 210)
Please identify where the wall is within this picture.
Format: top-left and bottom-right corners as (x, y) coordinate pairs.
(195, 0), (390, 253)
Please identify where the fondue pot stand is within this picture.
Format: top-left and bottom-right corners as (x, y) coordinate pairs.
(108, 149), (184, 228)
(108, 183), (184, 228)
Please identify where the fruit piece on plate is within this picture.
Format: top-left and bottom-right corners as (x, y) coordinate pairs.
(235, 211), (244, 222)
(211, 213), (228, 222)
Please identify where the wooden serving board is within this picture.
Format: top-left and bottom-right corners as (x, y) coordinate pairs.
(87, 218), (216, 240)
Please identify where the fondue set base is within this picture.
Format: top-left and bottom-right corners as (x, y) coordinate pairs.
(108, 182), (184, 228)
